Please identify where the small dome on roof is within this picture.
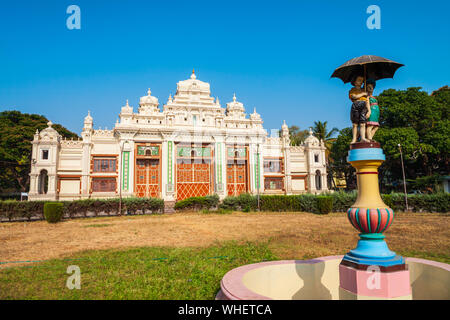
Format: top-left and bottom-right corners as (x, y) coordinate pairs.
(84, 111), (93, 123)
(305, 127), (320, 145)
(39, 120), (60, 141)
(226, 93), (245, 114)
(140, 88), (159, 106)
(121, 99), (133, 114)
(250, 107), (261, 121)
(176, 70), (211, 94)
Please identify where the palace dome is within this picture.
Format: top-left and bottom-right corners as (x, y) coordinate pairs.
(226, 94), (246, 119)
(140, 88), (159, 106)
(175, 69), (211, 95)
(84, 110), (93, 123)
(121, 100), (133, 114)
(39, 121), (61, 141)
(305, 128), (320, 146)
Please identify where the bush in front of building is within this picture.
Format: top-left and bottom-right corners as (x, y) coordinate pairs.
(0, 197), (164, 222)
(44, 202), (64, 223)
(61, 198), (164, 217)
(174, 194), (220, 211)
(387, 192), (449, 212)
(123, 197), (164, 214)
(257, 194), (317, 212)
(0, 200), (46, 221)
(219, 193), (258, 211)
(218, 196), (239, 211)
(329, 191), (357, 212)
(258, 195), (297, 211)
(316, 196), (333, 214)
(0, 193), (448, 222)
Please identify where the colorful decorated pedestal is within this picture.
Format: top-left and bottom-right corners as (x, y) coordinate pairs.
(339, 142), (412, 299)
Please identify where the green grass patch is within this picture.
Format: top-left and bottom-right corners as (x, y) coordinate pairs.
(0, 241), (277, 300)
(200, 208), (232, 215)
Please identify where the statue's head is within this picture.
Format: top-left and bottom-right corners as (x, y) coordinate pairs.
(351, 75), (364, 87)
(366, 78), (376, 94)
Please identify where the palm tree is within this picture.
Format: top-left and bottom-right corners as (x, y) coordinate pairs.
(312, 121), (339, 153)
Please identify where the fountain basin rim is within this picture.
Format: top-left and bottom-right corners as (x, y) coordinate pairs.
(219, 256), (450, 300)
(220, 255), (344, 300)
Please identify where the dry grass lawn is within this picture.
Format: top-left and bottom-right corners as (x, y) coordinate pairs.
(1, 211), (449, 268)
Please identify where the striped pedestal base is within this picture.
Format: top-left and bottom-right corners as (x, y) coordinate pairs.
(347, 207), (394, 234)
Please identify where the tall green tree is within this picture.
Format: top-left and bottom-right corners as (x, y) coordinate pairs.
(0, 111), (78, 193)
(312, 121), (339, 153)
(376, 86), (449, 180)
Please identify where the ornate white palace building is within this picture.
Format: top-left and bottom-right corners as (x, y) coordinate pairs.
(28, 71), (328, 203)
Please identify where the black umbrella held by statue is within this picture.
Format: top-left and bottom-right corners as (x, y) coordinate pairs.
(331, 55), (404, 89)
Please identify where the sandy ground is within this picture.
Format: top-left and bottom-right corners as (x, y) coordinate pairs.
(0, 211), (448, 267)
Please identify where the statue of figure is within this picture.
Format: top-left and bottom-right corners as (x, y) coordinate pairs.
(365, 79), (380, 141)
(349, 75), (371, 143)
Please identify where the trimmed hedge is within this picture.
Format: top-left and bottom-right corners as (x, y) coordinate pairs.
(61, 198), (164, 218)
(219, 193), (258, 211)
(1, 192), (448, 222)
(260, 194), (317, 212)
(0, 200), (46, 221)
(44, 202), (64, 223)
(0, 197), (164, 222)
(317, 196), (333, 214)
(174, 194), (219, 211)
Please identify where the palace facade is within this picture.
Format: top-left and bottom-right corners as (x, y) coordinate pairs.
(28, 71), (328, 204)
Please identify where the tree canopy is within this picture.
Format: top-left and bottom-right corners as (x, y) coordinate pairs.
(287, 125), (309, 146)
(0, 111), (78, 193)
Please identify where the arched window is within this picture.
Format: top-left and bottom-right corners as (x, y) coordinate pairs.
(314, 154), (319, 163)
(38, 169), (48, 194)
(315, 170), (322, 190)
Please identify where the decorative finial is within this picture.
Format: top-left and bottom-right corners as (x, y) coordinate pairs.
(309, 127), (313, 135)
(47, 120), (53, 127)
(88, 110), (91, 116)
(126, 99), (129, 106)
(233, 93), (236, 102)
(191, 69), (196, 80)
(35, 129), (39, 134)
(216, 97), (220, 105)
(148, 88), (151, 96)
(253, 107), (257, 114)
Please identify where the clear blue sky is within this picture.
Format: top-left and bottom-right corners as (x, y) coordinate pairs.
(1, 0), (449, 135)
